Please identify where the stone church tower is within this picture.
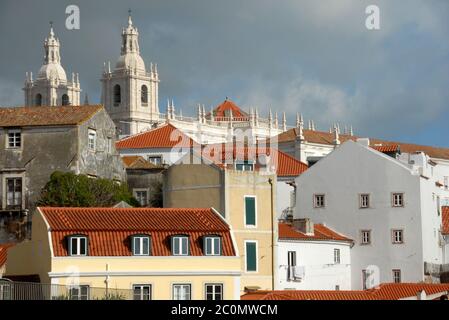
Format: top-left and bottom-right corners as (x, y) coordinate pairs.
(23, 24), (81, 106)
(101, 13), (160, 136)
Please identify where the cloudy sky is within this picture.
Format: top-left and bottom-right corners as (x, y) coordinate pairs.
(1, 0), (448, 147)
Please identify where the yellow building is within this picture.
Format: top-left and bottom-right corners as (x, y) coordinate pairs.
(163, 145), (278, 293)
(5, 207), (241, 300)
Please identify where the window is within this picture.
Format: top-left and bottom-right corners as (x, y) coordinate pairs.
(335, 285), (340, 291)
(148, 156), (162, 166)
(314, 194), (325, 208)
(35, 93), (42, 106)
(362, 270), (368, 290)
(287, 251), (296, 267)
(392, 229), (404, 244)
(235, 161), (254, 171)
(334, 248), (341, 264)
(392, 269), (401, 283)
(7, 129), (21, 148)
(61, 94), (70, 106)
(88, 129), (96, 151)
(0, 283), (11, 300)
(141, 85), (148, 105)
(392, 193), (404, 207)
(244, 196), (256, 227)
(6, 178), (22, 209)
(68, 236), (87, 256)
(134, 190), (148, 207)
(172, 236), (189, 256)
(173, 284), (191, 300)
(204, 236), (221, 256)
(361, 230), (371, 245)
(245, 241), (257, 272)
(113, 84), (121, 105)
(69, 285), (89, 300)
(107, 137), (112, 153)
(360, 194), (370, 208)
(133, 285), (151, 300)
(205, 284), (223, 300)
(132, 235), (150, 256)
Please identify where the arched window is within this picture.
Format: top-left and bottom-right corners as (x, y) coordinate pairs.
(61, 94), (70, 106)
(35, 94), (42, 106)
(113, 84), (121, 105)
(141, 85), (148, 105)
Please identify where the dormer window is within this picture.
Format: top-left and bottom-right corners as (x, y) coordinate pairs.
(132, 235), (151, 256)
(204, 236), (221, 256)
(68, 235), (87, 256)
(172, 235), (189, 256)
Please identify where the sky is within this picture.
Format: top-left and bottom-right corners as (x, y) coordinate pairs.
(0, 0), (448, 147)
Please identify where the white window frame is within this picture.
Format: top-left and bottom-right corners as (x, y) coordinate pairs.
(392, 193), (404, 207)
(392, 269), (401, 283)
(68, 236), (88, 256)
(244, 240), (258, 273)
(172, 236), (189, 256)
(314, 194), (325, 208)
(333, 248), (341, 264)
(204, 236), (221, 256)
(205, 283), (223, 301)
(361, 230), (371, 245)
(132, 235), (150, 256)
(133, 188), (149, 207)
(5, 177), (22, 209)
(148, 155), (163, 166)
(359, 194), (370, 209)
(172, 284), (191, 300)
(287, 251), (297, 267)
(392, 229), (404, 244)
(133, 284), (152, 300)
(235, 161), (255, 172)
(88, 129), (97, 151)
(69, 285), (89, 300)
(244, 195), (257, 228)
(7, 129), (21, 148)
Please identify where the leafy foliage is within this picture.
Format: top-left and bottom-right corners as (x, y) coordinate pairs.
(38, 171), (139, 207)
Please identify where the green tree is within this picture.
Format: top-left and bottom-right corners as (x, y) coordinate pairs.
(38, 171), (139, 207)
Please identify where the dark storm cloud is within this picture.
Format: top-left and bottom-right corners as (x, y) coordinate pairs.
(1, 0), (448, 146)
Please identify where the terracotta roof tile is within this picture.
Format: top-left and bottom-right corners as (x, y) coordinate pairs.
(116, 123), (198, 149)
(0, 105), (103, 127)
(278, 223), (352, 242)
(241, 283), (449, 300)
(39, 207), (235, 257)
(275, 128), (449, 160)
(207, 99), (248, 121)
(442, 206), (449, 235)
(121, 156), (163, 169)
(0, 243), (15, 267)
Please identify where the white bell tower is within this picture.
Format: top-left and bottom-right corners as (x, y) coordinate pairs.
(23, 22), (81, 106)
(101, 11), (160, 136)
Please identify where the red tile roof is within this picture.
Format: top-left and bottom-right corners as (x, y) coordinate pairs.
(202, 142), (308, 177)
(371, 144), (400, 153)
(38, 207), (235, 257)
(278, 222), (352, 242)
(0, 243), (15, 268)
(121, 156), (163, 169)
(0, 105), (103, 127)
(442, 206), (449, 235)
(241, 283), (449, 300)
(208, 99), (248, 121)
(275, 128), (449, 160)
(116, 123), (198, 149)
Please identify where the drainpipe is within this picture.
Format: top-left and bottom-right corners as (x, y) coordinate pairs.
(268, 178), (275, 290)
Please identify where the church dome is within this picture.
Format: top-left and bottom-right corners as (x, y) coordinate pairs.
(37, 63), (67, 82)
(115, 53), (146, 72)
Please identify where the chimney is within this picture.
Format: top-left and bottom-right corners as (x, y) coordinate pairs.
(417, 290), (427, 300)
(356, 138), (370, 147)
(292, 218), (314, 235)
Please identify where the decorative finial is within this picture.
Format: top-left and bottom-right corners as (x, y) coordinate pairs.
(128, 9), (133, 26)
(49, 21), (55, 37)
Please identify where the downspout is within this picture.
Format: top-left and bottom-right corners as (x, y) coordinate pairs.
(268, 178), (275, 290)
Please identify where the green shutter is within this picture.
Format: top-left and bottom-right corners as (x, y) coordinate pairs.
(246, 242), (257, 272)
(245, 197), (256, 226)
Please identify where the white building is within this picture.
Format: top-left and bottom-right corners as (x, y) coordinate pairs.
(276, 219), (352, 290)
(24, 24), (81, 107)
(294, 139), (449, 289)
